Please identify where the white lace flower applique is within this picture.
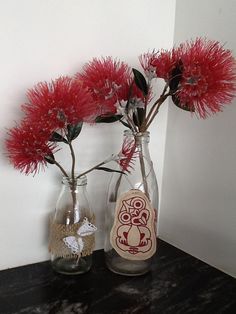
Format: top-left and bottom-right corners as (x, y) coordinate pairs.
(63, 217), (97, 255)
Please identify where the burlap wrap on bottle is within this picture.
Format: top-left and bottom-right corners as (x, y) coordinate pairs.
(49, 215), (95, 258)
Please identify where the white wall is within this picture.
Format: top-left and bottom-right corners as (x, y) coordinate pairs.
(0, 0), (176, 270)
(160, 0), (236, 277)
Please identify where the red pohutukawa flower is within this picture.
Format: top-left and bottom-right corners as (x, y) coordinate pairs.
(77, 57), (133, 115)
(140, 38), (236, 119)
(139, 51), (158, 80)
(23, 76), (97, 131)
(118, 136), (137, 173)
(6, 121), (57, 175)
(176, 38), (236, 118)
(139, 49), (180, 81)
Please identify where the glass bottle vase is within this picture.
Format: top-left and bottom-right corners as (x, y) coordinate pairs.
(49, 175), (96, 275)
(104, 130), (158, 276)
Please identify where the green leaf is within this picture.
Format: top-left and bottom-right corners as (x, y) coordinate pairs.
(169, 61), (183, 92)
(95, 166), (125, 175)
(133, 108), (145, 127)
(172, 95), (193, 112)
(120, 119), (132, 129)
(67, 122), (83, 141)
(95, 115), (123, 123)
(125, 83), (134, 113)
(132, 68), (148, 96)
(50, 132), (68, 143)
(44, 154), (55, 164)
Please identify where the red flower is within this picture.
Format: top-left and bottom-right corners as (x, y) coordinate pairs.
(23, 76), (97, 131)
(6, 121), (57, 175)
(140, 49), (180, 81)
(118, 136), (137, 173)
(77, 57), (132, 115)
(176, 38), (236, 118)
(139, 51), (158, 80)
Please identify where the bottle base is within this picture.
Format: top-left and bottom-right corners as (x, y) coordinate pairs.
(51, 256), (92, 275)
(105, 250), (151, 276)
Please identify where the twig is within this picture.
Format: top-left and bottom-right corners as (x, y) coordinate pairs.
(141, 83), (169, 132)
(137, 137), (150, 200)
(68, 141), (77, 211)
(53, 160), (69, 178)
(68, 142), (76, 182)
(76, 155), (118, 179)
(144, 93), (170, 131)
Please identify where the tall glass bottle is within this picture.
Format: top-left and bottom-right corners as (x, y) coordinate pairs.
(104, 130), (158, 276)
(49, 175), (96, 275)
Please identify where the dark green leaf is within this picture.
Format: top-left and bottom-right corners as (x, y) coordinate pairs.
(172, 95), (193, 112)
(95, 115), (123, 123)
(132, 68), (148, 96)
(120, 119), (132, 129)
(67, 122), (83, 141)
(125, 83), (134, 113)
(50, 132), (68, 143)
(95, 166), (125, 175)
(169, 61), (183, 92)
(133, 108), (145, 127)
(44, 154), (55, 164)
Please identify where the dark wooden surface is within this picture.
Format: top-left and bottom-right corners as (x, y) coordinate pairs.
(0, 240), (235, 313)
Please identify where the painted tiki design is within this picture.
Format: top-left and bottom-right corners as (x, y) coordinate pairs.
(110, 189), (156, 260)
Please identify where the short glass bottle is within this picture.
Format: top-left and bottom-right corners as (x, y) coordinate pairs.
(104, 130), (158, 276)
(49, 175), (96, 275)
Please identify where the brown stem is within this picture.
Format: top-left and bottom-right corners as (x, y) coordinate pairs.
(141, 83), (169, 132)
(126, 113), (138, 133)
(76, 160), (106, 179)
(143, 82), (151, 128)
(76, 154), (120, 179)
(110, 172), (123, 202)
(144, 93), (170, 131)
(68, 142), (76, 181)
(138, 141), (150, 200)
(68, 141), (76, 211)
(53, 160), (69, 178)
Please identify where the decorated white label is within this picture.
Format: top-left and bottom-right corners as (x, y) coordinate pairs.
(110, 189), (157, 260)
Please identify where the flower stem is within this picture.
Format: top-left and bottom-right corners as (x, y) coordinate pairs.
(137, 137), (150, 200)
(68, 141), (77, 211)
(76, 154), (118, 179)
(145, 93), (170, 131)
(68, 142), (76, 182)
(76, 160), (106, 179)
(53, 160), (69, 178)
(125, 112), (138, 133)
(141, 84), (169, 132)
(111, 172), (123, 202)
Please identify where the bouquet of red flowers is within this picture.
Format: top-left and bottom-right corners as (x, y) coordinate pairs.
(6, 77), (121, 180)
(6, 38), (236, 178)
(78, 38), (236, 131)
(5, 37), (236, 276)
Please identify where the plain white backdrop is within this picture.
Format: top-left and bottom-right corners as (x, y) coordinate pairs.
(160, 0), (236, 277)
(0, 0), (175, 270)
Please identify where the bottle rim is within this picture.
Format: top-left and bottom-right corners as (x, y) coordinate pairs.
(124, 129), (150, 137)
(62, 174), (87, 186)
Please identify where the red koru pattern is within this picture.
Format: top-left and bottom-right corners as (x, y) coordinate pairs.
(115, 195), (153, 255)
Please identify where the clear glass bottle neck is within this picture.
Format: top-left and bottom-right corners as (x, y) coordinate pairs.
(123, 130), (150, 145)
(122, 129), (152, 169)
(62, 175), (87, 188)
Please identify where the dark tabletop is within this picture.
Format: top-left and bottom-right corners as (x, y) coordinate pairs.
(0, 239), (235, 314)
